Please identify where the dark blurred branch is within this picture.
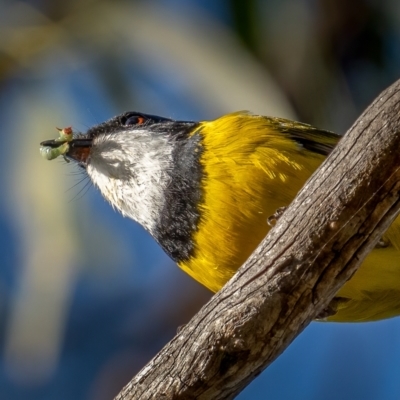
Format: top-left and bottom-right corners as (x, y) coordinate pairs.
(229, 0), (257, 53)
(115, 79), (400, 400)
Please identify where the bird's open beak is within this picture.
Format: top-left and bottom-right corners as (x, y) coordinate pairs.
(40, 138), (93, 165)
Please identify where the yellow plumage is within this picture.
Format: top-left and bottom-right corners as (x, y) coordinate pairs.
(178, 112), (400, 322)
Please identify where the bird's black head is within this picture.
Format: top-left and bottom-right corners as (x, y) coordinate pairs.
(40, 112), (188, 166)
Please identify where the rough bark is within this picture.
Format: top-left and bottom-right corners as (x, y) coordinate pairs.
(115, 79), (400, 400)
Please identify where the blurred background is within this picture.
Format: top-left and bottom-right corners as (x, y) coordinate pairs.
(1, 0), (400, 399)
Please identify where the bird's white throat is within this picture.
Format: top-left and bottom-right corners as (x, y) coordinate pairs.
(87, 129), (174, 234)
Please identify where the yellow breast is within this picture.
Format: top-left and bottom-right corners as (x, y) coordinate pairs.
(179, 113), (329, 291)
(178, 112), (400, 322)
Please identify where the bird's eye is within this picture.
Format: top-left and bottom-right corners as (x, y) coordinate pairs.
(123, 114), (146, 126)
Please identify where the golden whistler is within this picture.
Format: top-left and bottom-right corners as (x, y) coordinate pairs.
(40, 112), (400, 322)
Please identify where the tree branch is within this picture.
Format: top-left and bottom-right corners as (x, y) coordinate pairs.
(115, 79), (400, 400)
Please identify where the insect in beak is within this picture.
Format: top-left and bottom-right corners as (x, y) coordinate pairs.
(40, 127), (92, 166)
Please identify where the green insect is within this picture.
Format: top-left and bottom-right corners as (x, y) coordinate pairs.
(40, 127), (73, 162)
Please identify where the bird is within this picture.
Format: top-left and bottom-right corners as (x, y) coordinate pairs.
(40, 111), (400, 322)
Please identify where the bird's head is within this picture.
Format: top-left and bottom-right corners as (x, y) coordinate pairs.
(40, 112), (201, 238)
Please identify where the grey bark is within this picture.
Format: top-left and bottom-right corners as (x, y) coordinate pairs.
(115, 79), (400, 400)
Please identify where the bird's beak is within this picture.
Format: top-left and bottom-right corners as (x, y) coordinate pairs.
(40, 138), (93, 165)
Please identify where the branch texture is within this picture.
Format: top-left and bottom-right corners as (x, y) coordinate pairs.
(115, 80), (400, 399)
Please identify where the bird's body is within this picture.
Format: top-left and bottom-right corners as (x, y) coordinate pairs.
(178, 113), (338, 292)
(41, 111), (400, 322)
